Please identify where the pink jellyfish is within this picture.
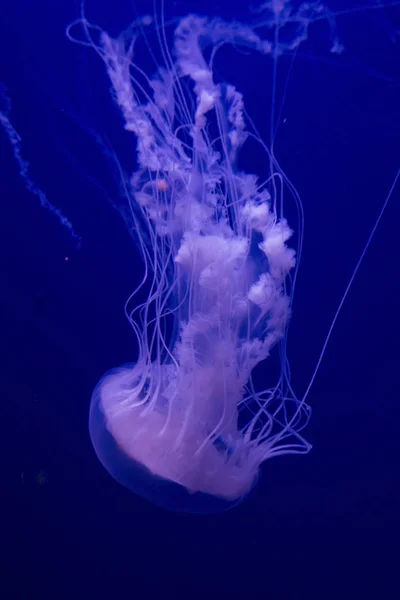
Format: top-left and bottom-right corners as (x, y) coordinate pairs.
(70, 2), (341, 512)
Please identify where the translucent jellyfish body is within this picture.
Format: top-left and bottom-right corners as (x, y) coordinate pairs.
(81, 2), (323, 512)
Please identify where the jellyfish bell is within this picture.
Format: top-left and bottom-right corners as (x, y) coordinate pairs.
(89, 363), (260, 512)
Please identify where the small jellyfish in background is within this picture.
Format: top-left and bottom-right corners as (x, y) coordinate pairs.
(66, 1), (395, 512)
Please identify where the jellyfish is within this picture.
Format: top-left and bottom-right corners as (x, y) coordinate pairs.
(71, 2), (308, 513)
(66, 1), (396, 512)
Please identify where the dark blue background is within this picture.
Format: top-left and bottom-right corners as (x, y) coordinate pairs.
(1, 0), (399, 597)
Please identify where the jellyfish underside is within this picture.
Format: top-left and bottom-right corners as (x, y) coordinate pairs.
(90, 364), (260, 512)
(81, 1), (326, 512)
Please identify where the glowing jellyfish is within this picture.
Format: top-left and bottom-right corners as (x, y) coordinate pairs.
(66, 1), (391, 512)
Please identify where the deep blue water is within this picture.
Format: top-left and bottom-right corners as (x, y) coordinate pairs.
(1, 0), (399, 597)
